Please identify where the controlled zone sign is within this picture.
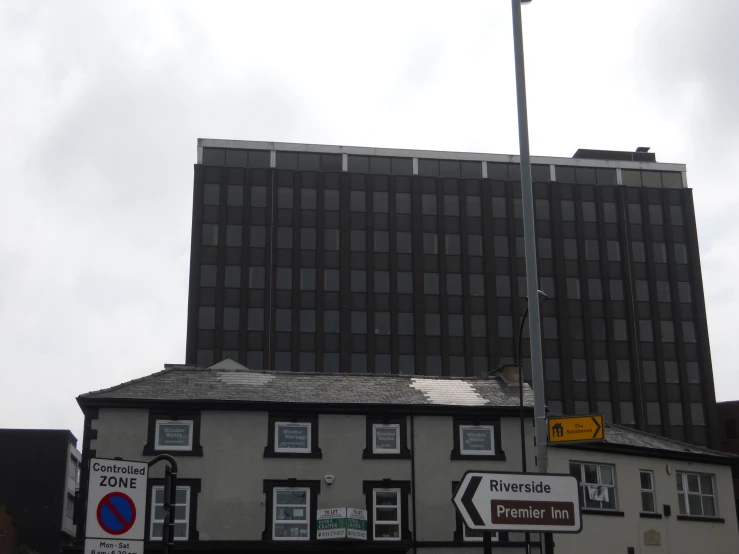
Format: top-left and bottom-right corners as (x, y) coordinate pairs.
(453, 471), (582, 533)
(85, 458), (148, 541)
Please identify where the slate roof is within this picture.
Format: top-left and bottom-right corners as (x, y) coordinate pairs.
(77, 365), (534, 409)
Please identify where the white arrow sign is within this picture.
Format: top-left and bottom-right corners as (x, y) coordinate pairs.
(453, 471), (582, 533)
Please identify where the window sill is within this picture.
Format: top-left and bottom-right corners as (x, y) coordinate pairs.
(363, 452), (412, 460)
(640, 512), (662, 519)
(263, 449), (322, 459)
(677, 515), (725, 523)
(143, 445), (203, 457)
(582, 509), (625, 517)
(450, 452), (507, 462)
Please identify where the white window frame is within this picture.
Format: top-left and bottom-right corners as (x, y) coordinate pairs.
(373, 423), (401, 454)
(274, 422), (312, 454)
(273, 487), (310, 540)
(677, 471), (717, 517)
(570, 461), (618, 511)
(459, 425), (496, 456)
(154, 420), (194, 451)
(150, 486), (190, 541)
(640, 470), (657, 513)
(373, 488), (401, 540)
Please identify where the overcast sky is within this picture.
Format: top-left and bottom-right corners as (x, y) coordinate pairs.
(2, 0), (737, 443)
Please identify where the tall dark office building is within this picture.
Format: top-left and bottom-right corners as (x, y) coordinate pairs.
(185, 140), (717, 447)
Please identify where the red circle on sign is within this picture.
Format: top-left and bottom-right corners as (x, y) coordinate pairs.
(97, 492), (137, 535)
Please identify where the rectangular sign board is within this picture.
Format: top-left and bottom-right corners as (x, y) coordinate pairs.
(317, 507), (347, 539)
(453, 471), (582, 533)
(85, 458), (148, 541)
(84, 538), (144, 554)
(548, 414), (604, 443)
(346, 508), (368, 540)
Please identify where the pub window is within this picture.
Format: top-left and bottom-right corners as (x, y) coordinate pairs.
(144, 411), (203, 456)
(451, 418), (504, 460)
(569, 461), (617, 511)
(677, 471), (717, 518)
(264, 415), (321, 458)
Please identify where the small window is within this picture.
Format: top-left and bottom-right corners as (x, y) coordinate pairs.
(154, 420), (194, 452)
(466, 196), (482, 217)
(375, 271), (390, 294)
(566, 278), (581, 299)
(444, 195), (459, 216)
(607, 241), (621, 262)
(632, 241), (645, 263)
(653, 242), (667, 263)
(397, 232), (412, 254)
(373, 423), (400, 454)
(561, 200), (575, 221)
(564, 239), (578, 260)
(251, 186), (267, 207)
(373, 489), (401, 540)
(445, 234), (461, 255)
(350, 230), (366, 251)
(470, 275), (485, 297)
(301, 228), (316, 250)
(273, 487), (310, 539)
(423, 233), (438, 254)
(274, 422), (311, 454)
(569, 461), (617, 510)
(301, 188), (316, 209)
(639, 470), (657, 514)
(149, 486), (191, 540)
(300, 269), (316, 291)
(582, 201), (597, 222)
(324, 190), (340, 210)
(674, 243), (688, 264)
(459, 425), (495, 456)
(374, 231), (389, 253)
(585, 240), (600, 261)
(397, 272), (413, 294)
(677, 472), (717, 518)
(373, 191), (388, 213)
(277, 187), (293, 209)
(351, 191), (366, 212)
(396, 192), (411, 214)
(447, 274), (462, 296)
(610, 280), (624, 301)
(324, 229), (340, 251)
(324, 269), (340, 292)
(324, 311), (340, 334)
(398, 313), (414, 335)
(276, 268), (292, 290)
(422, 194), (437, 215)
(424, 273), (439, 295)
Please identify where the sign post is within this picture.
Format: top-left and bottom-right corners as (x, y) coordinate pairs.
(548, 414), (604, 444)
(84, 458), (148, 554)
(453, 471), (582, 534)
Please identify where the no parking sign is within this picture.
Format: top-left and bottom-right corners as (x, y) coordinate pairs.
(85, 458), (147, 554)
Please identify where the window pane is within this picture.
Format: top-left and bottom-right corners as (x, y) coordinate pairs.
(374, 191), (388, 213)
(398, 313), (414, 335)
(566, 278), (581, 299)
(425, 314), (441, 336)
(564, 239), (578, 260)
(300, 310), (315, 332)
(470, 275), (485, 297)
(324, 269), (340, 292)
(375, 271), (390, 293)
(582, 201), (597, 222)
(351, 230), (366, 251)
(632, 241), (645, 263)
(375, 312), (391, 335)
(276, 268), (292, 290)
(351, 191), (366, 211)
(496, 275), (511, 297)
(396, 192), (411, 214)
(324, 311), (340, 333)
(641, 492), (655, 513)
(324, 190), (340, 210)
(374, 231), (389, 252)
(275, 309), (292, 332)
(277, 227), (293, 249)
(301, 228), (316, 250)
(445, 234), (461, 255)
(223, 307), (240, 330)
(448, 314), (464, 337)
(301, 188), (316, 209)
(248, 308), (264, 331)
(204, 183), (219, 205)
(397, 232), (412, 254)
(424, 273), (439, 295)
(422, 194), (437, 215)
(226, 225), (242, 247)
(447, 274), (462, 296)
(607, 241), (620, 262)
(683, 321), (697, 343)
(561, 200), (575, 221)
(423, 233), (438, 254)
(251, 186), (267, 207)
(397, 272), (413, 293)
(674, 243), (688, 264)
(351, 270), (366, 292)
(653, 242), (667, 263)
(300, 268), (316, 291)
(444, 195), (459, 216)
(202, 224), (218, 246)
(352, 312), (367, 334)
(324, 229), (340, 251)
(466, 196), (482, 217)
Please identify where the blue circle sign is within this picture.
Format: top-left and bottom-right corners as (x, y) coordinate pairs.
(97, 492), (136, 535)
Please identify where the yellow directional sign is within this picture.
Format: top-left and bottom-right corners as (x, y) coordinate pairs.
(548, 414), (605, 444)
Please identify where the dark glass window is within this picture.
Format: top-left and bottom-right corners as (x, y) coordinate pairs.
(351, 354), (367, 373)
(396, 192), (411, 214)
(513, 199), (522, 219)
(610, 280), (624, 301)
(616, 360), (631, 382)
(516, 237), (525, 258)
(561, 200), (575, 222)
(202, 224), (218, 246)
(375, 271), (390, 293)
(247, 308), (264, 331)
(301, 188), (316, 209)
(277, 187), (293, 209)
(423, 233), (438, 255)
(251, 186), (267, 207)
(399, 355), (415, 375)
(656, 281), (671, 302)
(603, 202), (617, 223)
(200, 265), (217, 287)
(620, 402), (635, 425)
(678, 282), (691, 303)
(545, 359), (560, 380)
(639, 320), (653, 342)
(628, 204), (642, 224)
(227, 185), (243, 207)
(373, 192), (388, 213)
(204, 183), (220, 205)
(669, 403), (683, 425)
(649, 205), (663, 225)
(425, 314), (441, 336)
(448, 314), (464, 337)
(492, 198), (507, 218)
(226, 225), (242, 247)
(653, 242), (667, 263)
(573, 359), (587, 381)
(299, 353), (315, 372)
(631, 241), (645, 262)
(276, 268), (292, 290)
(324, 269), (340, 292)
(635, 280), (650, 302)
(594, 360), (609, 382)
(447, 274), (462, 296)
(564, 239), (578, 260)
(682, 321), (697, 343)
(397, 272), (413, 293)
(585, 240), (599, 261)
(351, 270), (366, 293)
(607, 241), (620, 262)
(398, 313), (414, 335)
(275, 309), (292, 332)
(665, 361), (680, 383)
(275, 352), (291, 372)
(613, 319), (627, 341)
(198, 307), (215, 330)
(422, 194), (437, 215)
(582, 201), (597, 222)
(249, 267), (265, 288)
(566, 278), (581, 299)
(647, 402), (661, 425)
(542, 317), (558, 339)
(470, 275), (485, 297)
(570, 319), (585, 340)
(588, 279), (603, 300)
(466, 196), (482, 217)
(324, 190), (340, 211)
(538, 237), (552, 259)
(351, 191), (366, 212)
(471, 315), (486, 337)
(301, 228), (316, 250)
(686, 362), (700, 384)
(444, 195), (459, 216)
(351, 230), (366, 251)
(424, 273), (440, 295)
(540, 276), (556, 299)
(690, 403), (705, 425)
(300, 268), (316, 291)
(374, 231), (389, 253)
(496, 275), (511, 297)
(300, 310), (316, 332)
(277, 227), (292, 249)
(535, 199), (550, 220)
(493, 236), (508, 257)
(324, 229), (340, 251)
(670, 205), (683, 225)
(498, 316), (513, 338)
(427, 356), (442, 376)
(397, 232), (412, 254)
(445, 234), (461, 255)
(592, 319), (606, 340)
(224, 266), (241, 288)
(375, 312), (391, 335)
(324, 311), (340, 333)
(674, 243), (688, 264)
(351, 311), (367, 334)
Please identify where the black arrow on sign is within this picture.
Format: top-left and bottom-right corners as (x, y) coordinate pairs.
(461, 475), (484, 526)
(592, 417), (602, 439)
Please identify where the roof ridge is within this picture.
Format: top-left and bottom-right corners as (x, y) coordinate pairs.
(77, 366), (178, 399)
(606, 422), (733, 457)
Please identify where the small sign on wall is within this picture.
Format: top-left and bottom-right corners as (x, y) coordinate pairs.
(316, 507), (367, 540)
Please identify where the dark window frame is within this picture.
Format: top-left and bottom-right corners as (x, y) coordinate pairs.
(363, 416), (412, 459)
(143, 410), (203, 457)
(264, 413), (322, 459)
(450, 417), (506, 461)
(262, 479), (321, 541)
(363, 480), (412, 542)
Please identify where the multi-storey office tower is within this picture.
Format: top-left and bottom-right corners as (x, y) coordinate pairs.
(185, 140), (716, 447)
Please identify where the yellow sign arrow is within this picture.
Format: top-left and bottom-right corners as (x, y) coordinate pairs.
(547, 414), (605, 444)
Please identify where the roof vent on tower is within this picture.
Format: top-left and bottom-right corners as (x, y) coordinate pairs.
(572, 148), (656, 163)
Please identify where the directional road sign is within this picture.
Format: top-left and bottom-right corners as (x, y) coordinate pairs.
(85, 458), (148, 541)
(453, 471), (582, 533)
(547, 414), (604, 444)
